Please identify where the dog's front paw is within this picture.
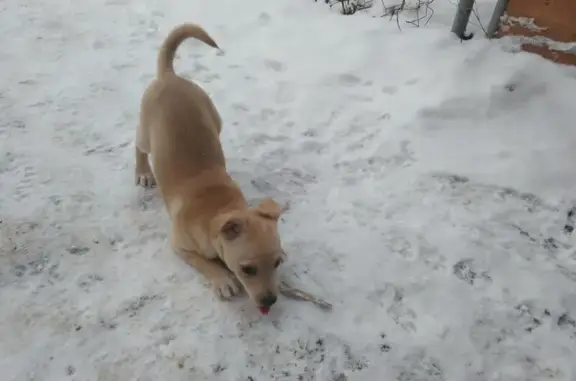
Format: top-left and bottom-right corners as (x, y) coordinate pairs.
(211, 272), (242, 300)
(135, 171), (156, 188)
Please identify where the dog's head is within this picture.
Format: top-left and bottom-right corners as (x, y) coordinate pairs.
(211, 197), (285, 308)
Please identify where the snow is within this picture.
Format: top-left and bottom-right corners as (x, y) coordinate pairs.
(1, 0), (576, 379)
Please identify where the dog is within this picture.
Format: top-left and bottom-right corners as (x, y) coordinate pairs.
(135, 23), (285, 311)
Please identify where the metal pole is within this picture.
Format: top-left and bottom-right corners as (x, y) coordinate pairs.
(451, 0), (476, 40)
(486, 0), (509, 38)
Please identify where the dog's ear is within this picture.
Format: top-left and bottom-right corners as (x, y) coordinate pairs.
(255, 197), (282, 221)
(212, 213), (245, 241)
(220, 217), (244, 241)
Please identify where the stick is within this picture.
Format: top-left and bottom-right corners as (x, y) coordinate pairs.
(278, 281), (333, 311)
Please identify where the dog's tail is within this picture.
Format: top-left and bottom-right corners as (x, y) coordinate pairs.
(157, 23), (219, 78)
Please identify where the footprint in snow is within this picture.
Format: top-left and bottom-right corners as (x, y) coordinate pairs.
(258, 12), (271, 25)
(382, 86), (398, 94)
(452, 258), (492, 287)
(264, 59), (286, 72)
(337, 73), (362, 87)
(405, 77), (420, 86)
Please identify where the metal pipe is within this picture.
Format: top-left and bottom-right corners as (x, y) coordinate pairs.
(486, 0), (509, 38)
(451, 0), (476, 40)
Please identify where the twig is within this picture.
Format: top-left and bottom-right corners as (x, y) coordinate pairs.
(382, 0), (405, 30)
(471, 0), (488, 37)
(381, 0), (436, 30)
(279, 281), (333, 311)
(327, 0), (374, 15)
(405, 0), (436, 27)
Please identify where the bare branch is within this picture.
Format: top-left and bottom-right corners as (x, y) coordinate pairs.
(381, 0), (437, 30)
(325, 0), (374, 15)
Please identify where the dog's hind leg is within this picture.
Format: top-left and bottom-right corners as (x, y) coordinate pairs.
(135, 146), (156, 187)
(135, 122), (156, 188)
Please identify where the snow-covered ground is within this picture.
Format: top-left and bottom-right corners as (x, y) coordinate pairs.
(2, 0), (576, 379)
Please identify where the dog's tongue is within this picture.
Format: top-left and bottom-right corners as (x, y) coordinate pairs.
(258, 306), (270, 315)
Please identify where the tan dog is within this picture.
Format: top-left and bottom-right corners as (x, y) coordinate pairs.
(135, 23), (285, 311)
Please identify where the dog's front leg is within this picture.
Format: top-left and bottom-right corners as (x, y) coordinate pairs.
(176, 249), (242, 300)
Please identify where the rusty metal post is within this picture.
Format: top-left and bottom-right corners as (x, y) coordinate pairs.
(486, 0), (509, 38)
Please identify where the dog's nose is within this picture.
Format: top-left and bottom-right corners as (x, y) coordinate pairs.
(260, 293), (277, 307)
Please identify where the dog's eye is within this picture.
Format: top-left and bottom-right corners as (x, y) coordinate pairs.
(274, 259), (282, 268)
(241, 266), (257, 276)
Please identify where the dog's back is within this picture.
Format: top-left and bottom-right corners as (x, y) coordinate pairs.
(138, 24), (224, 196)
(142, 76), (225, 185)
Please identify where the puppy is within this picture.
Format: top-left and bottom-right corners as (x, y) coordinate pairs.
(135, 23), (284, 310)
